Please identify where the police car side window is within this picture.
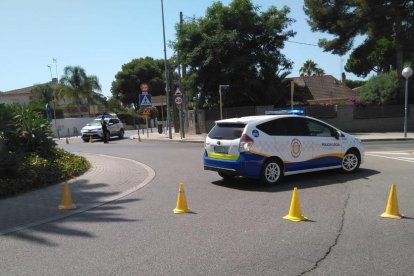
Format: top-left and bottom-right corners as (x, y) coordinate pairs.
(257, 118), (309, 136)
(306, 119), (334, 137)
(284, 117), (310, 136)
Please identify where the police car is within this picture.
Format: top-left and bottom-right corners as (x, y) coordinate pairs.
(203, 113), (364, 185)
(80, 114), (124, 142)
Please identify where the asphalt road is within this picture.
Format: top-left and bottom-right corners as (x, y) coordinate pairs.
(1, 136), (413, 276)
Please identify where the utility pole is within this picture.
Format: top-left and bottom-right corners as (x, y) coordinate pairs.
(161, 0), (172, 139)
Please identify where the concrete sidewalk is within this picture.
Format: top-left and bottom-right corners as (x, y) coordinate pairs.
(0, 153), (155, 235)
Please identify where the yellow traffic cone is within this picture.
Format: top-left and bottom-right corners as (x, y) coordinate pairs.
(173, 183), (191, 214)
(283, 187), (307, 222)
(59, 182), (76, 210)
(65, 137), (69, 144)
(381, 184), (402, 219)
(89, 136), (93, 143)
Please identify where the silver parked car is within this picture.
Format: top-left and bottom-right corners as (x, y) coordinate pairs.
(80, 115), (125, 142)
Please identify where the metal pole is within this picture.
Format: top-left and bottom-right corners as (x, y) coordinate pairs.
(219, 86), (223, 120)
(161, 0), (172, 139)
(404, 78), (408, 138)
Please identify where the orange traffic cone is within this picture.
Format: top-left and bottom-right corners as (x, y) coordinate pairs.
(173, 183), (191, 214)
(283, 187), (307, 222)
(59, 182), (76, 210)
(381, 184), (402, 219)
(65, 137), (69, 144)
(89, 136), (93, 143)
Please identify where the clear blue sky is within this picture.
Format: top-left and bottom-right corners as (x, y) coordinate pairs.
(0, 0), (364, 97)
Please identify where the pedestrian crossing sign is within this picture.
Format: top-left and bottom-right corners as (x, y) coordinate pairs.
(139, 94), (152, 107)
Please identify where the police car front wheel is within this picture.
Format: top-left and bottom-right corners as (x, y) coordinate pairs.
(341, 150), (361, 172)
(261, 159), (283, 185)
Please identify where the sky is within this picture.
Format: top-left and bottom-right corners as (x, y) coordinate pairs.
(0, 0), (365, 98)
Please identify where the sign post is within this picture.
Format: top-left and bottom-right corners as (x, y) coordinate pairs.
(174, 88), (185, 139)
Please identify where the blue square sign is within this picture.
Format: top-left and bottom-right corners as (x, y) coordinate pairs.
(139, 94), (152, 107)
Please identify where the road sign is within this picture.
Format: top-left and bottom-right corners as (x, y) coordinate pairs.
(139, 94), (152, 107)
(175, 97), (183, 105)
(174, 88), (183, 106)
(140, 83), (149, 94)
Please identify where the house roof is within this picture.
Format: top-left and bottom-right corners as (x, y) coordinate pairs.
(1, 85), (34, 95)
(289, 75), (356, 103)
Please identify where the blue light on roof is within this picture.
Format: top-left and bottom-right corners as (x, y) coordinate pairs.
(265, 109), (304, 115)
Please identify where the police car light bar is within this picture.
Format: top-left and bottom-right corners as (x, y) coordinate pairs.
(265, 109), (304, 115)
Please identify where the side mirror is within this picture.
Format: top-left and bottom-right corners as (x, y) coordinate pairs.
(334, 130), (341, 140)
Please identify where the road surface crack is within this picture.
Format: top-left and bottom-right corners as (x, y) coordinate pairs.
(299, 193), (350, 275)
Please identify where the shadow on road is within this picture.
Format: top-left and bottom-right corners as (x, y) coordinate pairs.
(3, 180), (141, 247)
(211, 168), (380, 193)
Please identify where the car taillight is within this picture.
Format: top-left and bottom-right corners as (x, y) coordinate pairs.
(239, 134), (254, 152)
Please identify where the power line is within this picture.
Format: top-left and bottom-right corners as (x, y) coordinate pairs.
(287, 40), (318, 47)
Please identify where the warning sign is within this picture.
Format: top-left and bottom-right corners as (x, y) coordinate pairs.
(139, 94), (152, 107)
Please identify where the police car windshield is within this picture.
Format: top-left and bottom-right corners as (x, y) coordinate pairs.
(208, 123), (246, 140)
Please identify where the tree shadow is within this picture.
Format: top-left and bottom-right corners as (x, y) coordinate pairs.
(2, 181), (142, 247)
(211, 168), (380, 193)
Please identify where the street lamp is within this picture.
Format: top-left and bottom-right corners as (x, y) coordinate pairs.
(161, 0), (172, 139)
(219, 85), (229, 120)
(402, 67), (413, 138)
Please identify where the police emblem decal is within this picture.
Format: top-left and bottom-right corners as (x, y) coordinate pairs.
(291, 139), (302, 158)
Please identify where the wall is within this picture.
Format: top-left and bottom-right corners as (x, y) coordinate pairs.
(50, 117), (94, 138)
(196, 105), (414, 134)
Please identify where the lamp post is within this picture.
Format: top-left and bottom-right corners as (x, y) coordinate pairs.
(402, 67), (413, 138)
(161, 0), (172, 139)
(219, 85), (229, 120)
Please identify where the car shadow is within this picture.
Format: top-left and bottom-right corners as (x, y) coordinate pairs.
(211, 168), (380, 193)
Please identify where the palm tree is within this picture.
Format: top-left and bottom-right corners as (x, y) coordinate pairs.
(59, 66), (102, 117)
(31, 83), (54, 104)
(299, 60), (325, 76)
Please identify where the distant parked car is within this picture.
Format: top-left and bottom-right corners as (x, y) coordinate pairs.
(80, 114), (124, 142)
(203, 113), (364, 185)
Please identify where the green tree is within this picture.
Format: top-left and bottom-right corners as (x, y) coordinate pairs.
(304, 0), (414, 103)
(31, 83), (54, 105)
(357, 71), (399, 105)
(174, 0), (295, 107)
(59, 66), (102, 117)
(299, 60), (325, 76)
(111, 57), (166, 110)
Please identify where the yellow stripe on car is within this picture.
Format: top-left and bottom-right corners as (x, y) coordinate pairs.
(207, 152), (239, 160)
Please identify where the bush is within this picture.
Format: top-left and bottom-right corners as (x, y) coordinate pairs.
(0, 104), (90, 198)
(0, 148), (90, 198)
(357, 71), (399, 105)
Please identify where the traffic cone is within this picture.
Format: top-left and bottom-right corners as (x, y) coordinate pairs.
(173, 183), (191, 214)
(137, 135), (141, 142)
(65, 137), (69, 144)
(59, 182), (76, 210)
(89, 136), (93, 143)
(283, 187), (307, 222)
(381, 184), (402, 219)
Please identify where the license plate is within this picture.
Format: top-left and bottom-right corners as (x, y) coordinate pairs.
(214, 146), (229, 154)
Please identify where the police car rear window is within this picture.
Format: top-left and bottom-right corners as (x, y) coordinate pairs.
(208, 123), (246, 140)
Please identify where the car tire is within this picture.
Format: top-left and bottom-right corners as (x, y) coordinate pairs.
(118, 129), (124, 139)
(82, 138), (89, 142)
(260, 158), (283, 185)
(341, 149), (361, 172)
(218, 172), (235, 180)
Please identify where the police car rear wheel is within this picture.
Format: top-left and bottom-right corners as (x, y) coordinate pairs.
(118, 129), (124, 139)
(261, 159), (283, 185)
(341, 150), (360, 172)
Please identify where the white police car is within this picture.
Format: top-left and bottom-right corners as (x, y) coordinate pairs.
(80, 114), (124, 142)
(203, 114), (364, 185)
